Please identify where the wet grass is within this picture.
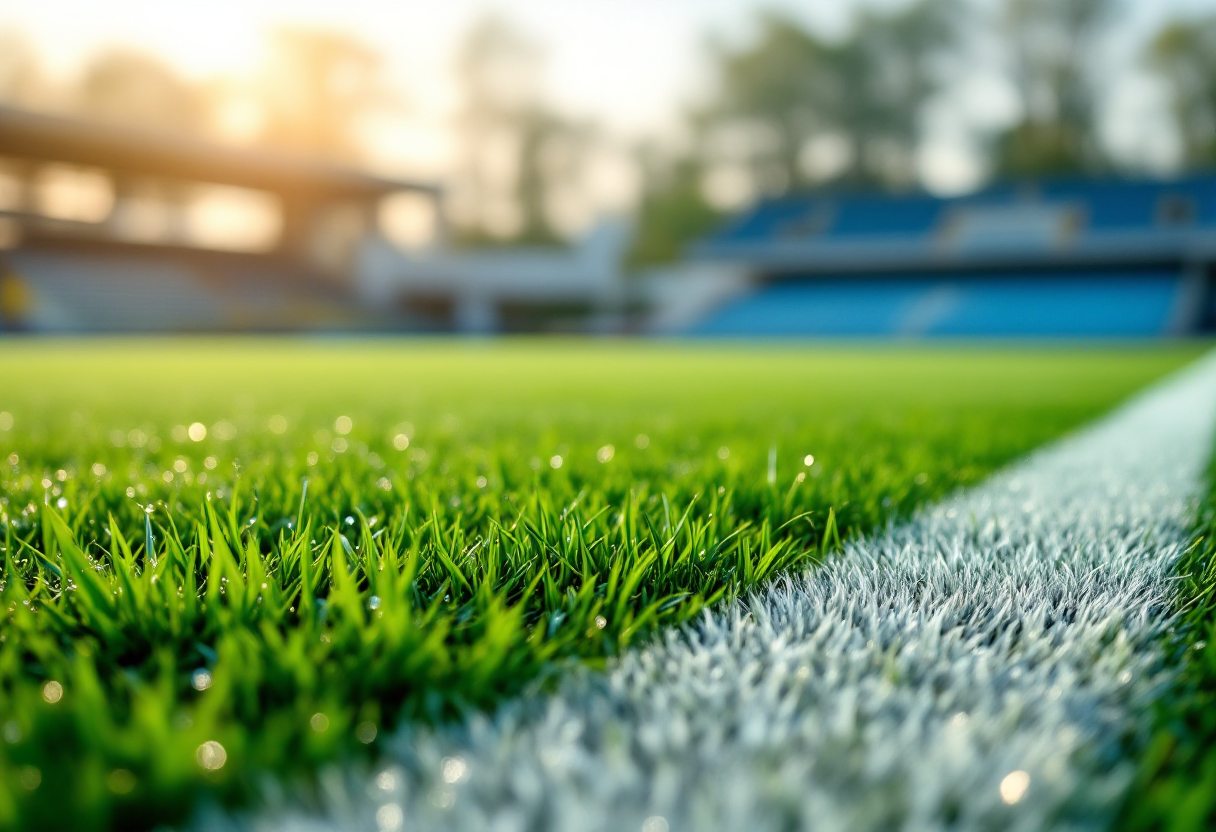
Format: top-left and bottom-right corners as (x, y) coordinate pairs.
(1120, 449), (1216, 832)
(0, 339), (1201, 831)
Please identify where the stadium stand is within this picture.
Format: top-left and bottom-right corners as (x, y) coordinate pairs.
(691, 173), (1216, 337)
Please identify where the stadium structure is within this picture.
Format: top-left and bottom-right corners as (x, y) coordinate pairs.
(1, 101), (1214, 337)
(0, 105), (446, 332)
(686, 174), (1216, 337)
(0, 106), (627, 333)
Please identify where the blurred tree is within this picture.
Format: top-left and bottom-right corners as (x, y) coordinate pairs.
(1147, 15), (1216, 167)
(628, 0), (955, 266)
(627, 146), (721, 267)
(77, 48), (206, 133)
(452, 15), (593, 246)
(827, 0), (960, 186)
(255, 27), (387, 161)
(701, 14), (824, 195)
(990, 0), (1120, 177)
(700, 0), (958, 194)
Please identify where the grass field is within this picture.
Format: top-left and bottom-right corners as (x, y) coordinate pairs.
(0, 340), (1202, 831)
(1121, 453), (1216, 832)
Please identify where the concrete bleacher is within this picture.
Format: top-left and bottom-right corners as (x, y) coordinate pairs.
(690, 173), (1216, 337)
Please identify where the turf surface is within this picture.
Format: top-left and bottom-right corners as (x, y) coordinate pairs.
(242, 348), (1216, 832)
(1120, 452), (1216, 832)
(0, 341), (1200, 830)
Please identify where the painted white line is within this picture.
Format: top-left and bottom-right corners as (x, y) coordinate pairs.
(227, 354), (1216, 832)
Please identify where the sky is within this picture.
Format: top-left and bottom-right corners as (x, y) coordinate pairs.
(1, 0), (1212, 204)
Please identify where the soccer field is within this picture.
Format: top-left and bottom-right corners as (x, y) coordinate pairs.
(0, 341), (1207, 831)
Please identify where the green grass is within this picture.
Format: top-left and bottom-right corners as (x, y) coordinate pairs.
(0, 340), (1201, 831)
(1119, 451), (1216, 832)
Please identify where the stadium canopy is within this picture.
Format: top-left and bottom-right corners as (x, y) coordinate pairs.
(0, 105), (437, 202)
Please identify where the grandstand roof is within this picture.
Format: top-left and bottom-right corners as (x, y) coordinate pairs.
(0, 106), (437, 200)
(694, 174), (1216, 273)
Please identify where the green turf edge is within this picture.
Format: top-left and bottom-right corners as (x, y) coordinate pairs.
(1117, 444), (1216, 832)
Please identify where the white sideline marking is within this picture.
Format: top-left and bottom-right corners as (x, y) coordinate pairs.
(226, 354), (1216, 832)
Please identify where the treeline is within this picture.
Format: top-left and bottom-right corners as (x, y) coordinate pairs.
(631, 0), (1216, 264)
(0, 1), (1213, 263)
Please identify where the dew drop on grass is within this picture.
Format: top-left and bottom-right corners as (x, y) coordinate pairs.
(369, 596), (382, 610)
(188, 423), (207, 442)
(356, 721), (378, 744)
(1000, 770), (1030, 804)
(41, 681), (62, 703)
(106, 768), (136, 795)
(196, 740), (226, 770)
(310, 713), (329, 732)
(18, 766), (40, 791)
(376, 804), (403, 831)
(191, 670), (212, 691)
(441, 756), (467, 783)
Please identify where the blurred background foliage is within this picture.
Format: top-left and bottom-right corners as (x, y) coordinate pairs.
(0, 0), (1212, 262)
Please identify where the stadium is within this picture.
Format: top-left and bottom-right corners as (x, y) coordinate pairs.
(2, 2), (1216, 832)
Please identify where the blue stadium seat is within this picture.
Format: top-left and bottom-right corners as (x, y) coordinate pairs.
(692, 272), (1182, 338)
(700, 173), (1216, 250)
(825, 197), (943, 238)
